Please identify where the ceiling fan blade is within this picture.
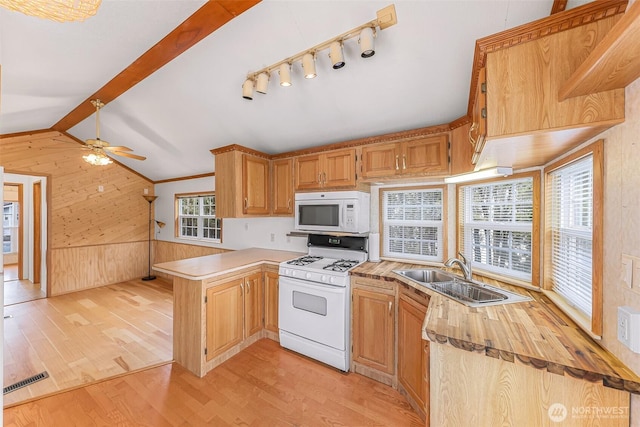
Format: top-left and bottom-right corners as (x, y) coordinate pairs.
(112, 151), (146, 161)
(103, 145), (133, 152)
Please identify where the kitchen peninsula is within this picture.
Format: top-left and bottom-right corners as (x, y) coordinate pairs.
(351, 261), (640, 426)
(153, 248), (303, 377)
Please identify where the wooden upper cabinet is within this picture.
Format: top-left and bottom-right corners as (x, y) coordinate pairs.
(294, 149), (356, 190)
(476, 16), (624, 169)
(212, 146), (270, 218)
(450, 122), (475, 176)
(361, 135), (449, 179)
(272, 158), (293, 215)
(243, 154), (269, 215)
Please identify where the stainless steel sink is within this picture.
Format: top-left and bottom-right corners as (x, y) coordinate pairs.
(395, 269), (457, 283)
(393, 268), (531, 307)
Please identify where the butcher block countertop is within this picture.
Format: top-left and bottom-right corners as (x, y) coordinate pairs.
(153, 248), (304, 280)
(351, 260), (640, 395)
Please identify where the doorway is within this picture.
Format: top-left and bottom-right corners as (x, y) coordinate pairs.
(3, 175), (47, 306)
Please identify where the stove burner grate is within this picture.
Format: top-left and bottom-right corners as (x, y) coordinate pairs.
(323, 259), (359, 272)
(287, 255), (324, 266)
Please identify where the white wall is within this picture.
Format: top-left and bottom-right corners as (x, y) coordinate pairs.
(154, 176), (308, 253)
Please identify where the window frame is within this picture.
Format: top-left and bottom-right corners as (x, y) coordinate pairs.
(174, 192), (222, 244)
(456, 171), (541, 287)
(379, 185), (448, 263)
(543, 140), (603, 338)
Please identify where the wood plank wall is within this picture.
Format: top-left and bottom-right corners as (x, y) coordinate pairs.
(0, 131), (154, 295)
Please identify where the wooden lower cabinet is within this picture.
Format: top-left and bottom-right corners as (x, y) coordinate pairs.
(352, 286), (395, 375)
(206, 271), (263, 361)
(398, 292), (429, 414)
(206, 278), (244, 360)
(264, 270), (279, 332)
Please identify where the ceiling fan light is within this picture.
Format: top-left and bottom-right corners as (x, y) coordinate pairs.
(83, 152), (112, 166)
(256, 72), (269, 94)
(359, 27), (375, 58)
(279, 63), (292, 87)
(242, 79), (254, 100)
(302, 53), (316, 79)
(329, 41), (345, 69)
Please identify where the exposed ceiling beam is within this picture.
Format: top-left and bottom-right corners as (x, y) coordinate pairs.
(550, 0), (568, 15)
(51, 0), (261, 132)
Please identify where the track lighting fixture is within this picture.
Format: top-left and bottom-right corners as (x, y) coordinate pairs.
(279, 63), (292, 87)
(302, 53), (317, 79)
(242, 78), (254, 100)
(359, 27), (376, 58)
(329, 41), (345, 69)
(242, 4), (397, 100)
(256, 72), (270, 94)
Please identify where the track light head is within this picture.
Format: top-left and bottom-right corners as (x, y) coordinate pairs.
(279, 63), (292, 87)
(329, 41), (345, 69)
(242, 79), (254, 100)
(256, 72), (269, 94)
(359, 27), (375, 58)
(302, 52), (317, 79)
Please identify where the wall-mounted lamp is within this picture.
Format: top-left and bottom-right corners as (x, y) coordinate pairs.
(444, 167), (513, 184)
(242, 4), (397, 100)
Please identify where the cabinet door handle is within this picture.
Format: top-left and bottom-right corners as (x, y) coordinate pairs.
(395, 155), (399, 170)
(469, 122), (478, 147)
(287, 198), (291, 209)
(322, 172), (327, 184)
(247, 281), (251, 292)
(244, 197), (248, 209)
(318, 173), (322, 184)
(388, 301), (392, 315)
(240, 283), (244, 294)
(402, 155), (407, 170)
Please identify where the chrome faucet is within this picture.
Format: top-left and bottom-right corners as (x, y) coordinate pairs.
(445, 252), (473, 281)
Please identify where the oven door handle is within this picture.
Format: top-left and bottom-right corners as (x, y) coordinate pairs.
(280, 276), (346, 294)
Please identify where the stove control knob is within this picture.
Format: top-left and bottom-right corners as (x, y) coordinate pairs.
(321, 275), (327, 282)
(290, 270), (296, 277)
(330, 276), (335, 284)
(305, 272), (312, 279)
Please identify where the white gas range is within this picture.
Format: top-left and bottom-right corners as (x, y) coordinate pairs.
(279, 234), (368, 371)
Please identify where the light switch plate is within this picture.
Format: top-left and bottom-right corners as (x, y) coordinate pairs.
(618, 306), (640, 353)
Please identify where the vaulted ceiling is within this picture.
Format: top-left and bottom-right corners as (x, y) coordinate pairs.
(1, 0), (592, 181)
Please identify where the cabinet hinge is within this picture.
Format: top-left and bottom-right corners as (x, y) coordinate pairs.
(481, 82), (486, 93)
(481, 107), (487, 119)
(204, 348), (208, 356)
(204, 296), (208, 304)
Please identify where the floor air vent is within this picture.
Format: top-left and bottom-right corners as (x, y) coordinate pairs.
(3, 371), (49, 395)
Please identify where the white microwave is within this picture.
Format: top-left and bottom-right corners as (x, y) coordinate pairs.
(294, 191), (370, 234)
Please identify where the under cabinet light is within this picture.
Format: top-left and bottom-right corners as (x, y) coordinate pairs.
(444, 167), (513, 184)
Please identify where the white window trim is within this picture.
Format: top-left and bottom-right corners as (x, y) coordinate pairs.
(380, 185), (447, 263)
(176, 193), (222, 244)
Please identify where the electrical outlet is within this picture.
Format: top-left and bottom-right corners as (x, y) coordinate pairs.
(244, 223), (249, 231)
(618, 306), (640, 352)
(633, 261), (640, 294)
(98, 185), (104, 192)
(622, 255), (633, 288)
(270, 233), (275, 242)
(143, 188), (149, 195)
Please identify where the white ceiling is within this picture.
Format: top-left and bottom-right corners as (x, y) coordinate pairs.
(1, 0), (572, 181)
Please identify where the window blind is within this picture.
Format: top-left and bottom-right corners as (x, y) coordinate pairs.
(548, 155), (593, 318)
(460, 178), (533, 281)
(382, 188), (443, 262)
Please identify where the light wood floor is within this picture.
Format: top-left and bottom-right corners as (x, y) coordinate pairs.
(3, 278), (173, 406)
(3, 264), (46, 306)
(4, 339), (423, 426)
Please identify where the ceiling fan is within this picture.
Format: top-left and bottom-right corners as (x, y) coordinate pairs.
(81, 99), (146, 165)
